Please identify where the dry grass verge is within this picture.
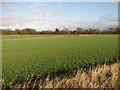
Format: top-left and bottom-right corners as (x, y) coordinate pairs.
(3, 61), (119, 89)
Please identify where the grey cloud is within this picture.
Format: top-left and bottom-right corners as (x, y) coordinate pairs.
(72, 15), (118, 29)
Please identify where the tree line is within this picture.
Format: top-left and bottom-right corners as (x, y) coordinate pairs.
(1, 27), (120, 35)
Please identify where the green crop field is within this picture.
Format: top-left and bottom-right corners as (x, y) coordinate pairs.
(2, 35), (118, 86)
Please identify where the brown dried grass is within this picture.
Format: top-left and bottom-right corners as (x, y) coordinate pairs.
(3, 61), (119, 89)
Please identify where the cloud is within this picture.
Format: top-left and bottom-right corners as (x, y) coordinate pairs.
(2, 14), (16, 26)
(0, 10), (2, 27)
(72, 15), (118, 29)
(94, 15), (118, 28)
(1, 0), (120, 2)
(30, 2), (39, 9)
(2, 13), (118, 30)
(8, 6), (16, 11)
(2, 7), (61, 30)
(2, 1), (118, 31)
(0, 9), (1, 13)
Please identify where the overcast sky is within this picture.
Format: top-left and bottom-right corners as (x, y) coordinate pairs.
(1, 2), (118, 30)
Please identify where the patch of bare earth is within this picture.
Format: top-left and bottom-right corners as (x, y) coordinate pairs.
(3, 35), (93, 41)
(4, 61), (119, 89)
(71, 34), (92, 36)
(3, 36), (66, 41)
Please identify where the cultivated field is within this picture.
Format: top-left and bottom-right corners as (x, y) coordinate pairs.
(2, 35), (118, 87)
